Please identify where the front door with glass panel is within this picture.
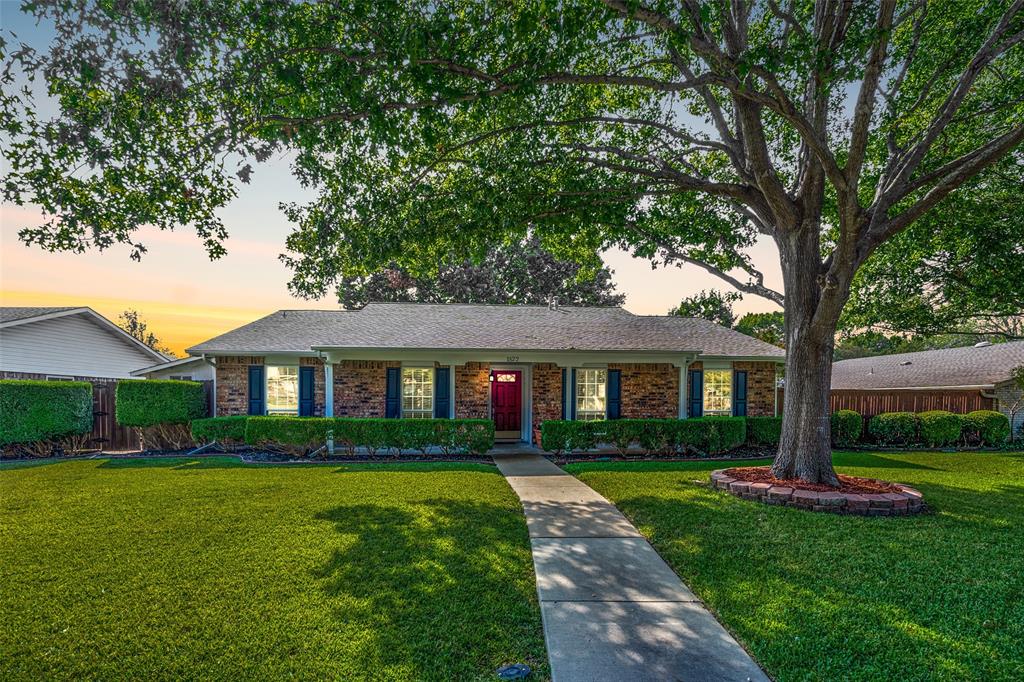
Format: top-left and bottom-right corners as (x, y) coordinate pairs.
(491, 370), (522, 442)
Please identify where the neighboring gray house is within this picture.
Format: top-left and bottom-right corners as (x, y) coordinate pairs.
(831, 341), (1024, 437)
(0, 307), (168, 381)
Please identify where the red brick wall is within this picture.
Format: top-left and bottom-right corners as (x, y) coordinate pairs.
(333, 360), (398, 417)
(215, 356), (263, 416)
(532, 363), (563, 440)
(455, 362), (490, 419)
(734, 361), (778, 416)
(609, 363), (680, 418)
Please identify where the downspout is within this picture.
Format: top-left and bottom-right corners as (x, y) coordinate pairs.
(204, 354), (217, 417)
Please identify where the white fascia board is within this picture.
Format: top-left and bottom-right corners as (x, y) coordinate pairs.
(316, 347), (701, 368)
(130, 355), (209, 376)
(832, 384), (996, 391)
(696, 354), (786, 364)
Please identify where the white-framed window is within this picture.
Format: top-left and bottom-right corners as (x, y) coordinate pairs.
(402, 367), (434, 419)
(45, 375), (75, 381)
(703, 369), (733, 415)
(169, 375), (192, 381)
(575, 368), (607, 421)
(266, 366), (299, 415)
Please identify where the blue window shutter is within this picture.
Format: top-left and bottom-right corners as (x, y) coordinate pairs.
(569, 369), (577, 420)
(733, 370), (748, 416)
(688, 369), (703, 417)
(247, 365), (265, 415)
(299, 366), (315, 416)
(385, 367), (401, 418)
(560, 368), (567, 419)
(434, 367), (450, 418)
(607, 369), (622, 420)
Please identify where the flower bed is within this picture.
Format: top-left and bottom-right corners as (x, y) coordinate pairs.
(710, 466), (926, 516)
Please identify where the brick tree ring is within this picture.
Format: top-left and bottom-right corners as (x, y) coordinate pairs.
(710, 467), (926, 516)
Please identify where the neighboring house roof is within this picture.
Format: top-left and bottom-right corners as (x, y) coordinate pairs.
(0, 306), (80, 324)
(131, 355), (209, 377)
(831, 341), (1024, 390)
(187, 303), (786, 359)
(0, 306), (168, 363)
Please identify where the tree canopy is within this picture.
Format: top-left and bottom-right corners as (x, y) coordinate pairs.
(669, 290), (739, 328)
(336, 235), (624, 308)
(117, 310), (172, 357)
(3, 1), (1022, 483)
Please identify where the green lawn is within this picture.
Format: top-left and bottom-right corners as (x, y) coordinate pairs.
(567, 451), (1024, 682)
(0, 458), (548, 681)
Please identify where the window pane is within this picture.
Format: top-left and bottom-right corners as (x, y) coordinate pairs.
(401, 368), (434, 418)
(266, 366), (299, 415)
(703, 369), (732, 415)
(575, 369), (607, 421)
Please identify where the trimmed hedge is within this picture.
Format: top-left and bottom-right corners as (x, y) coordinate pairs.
(116, 380), (207, 427)
(540, 417), (746, 456)
(746, 416), (782, 446)
(868, 412), (919, 445)
(963, 410), (1010, 446)
(830, 410), (863, 448)
(918, 411), (962, 447)
(242, 417), (495, 456)
(191, 416), (248, 445)
(0, 380), (93, 447)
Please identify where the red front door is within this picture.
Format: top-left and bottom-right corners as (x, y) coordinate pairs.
(491, 370), (522, 440)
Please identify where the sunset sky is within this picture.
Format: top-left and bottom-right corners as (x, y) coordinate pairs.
(0, 5), (783, 357)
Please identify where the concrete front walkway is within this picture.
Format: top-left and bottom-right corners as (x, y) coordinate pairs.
(494, 453), (768, 682)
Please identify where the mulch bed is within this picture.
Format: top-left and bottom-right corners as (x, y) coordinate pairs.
(724, 466), (902, 494)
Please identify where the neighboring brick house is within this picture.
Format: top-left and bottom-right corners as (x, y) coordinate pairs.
(187, 303), (785, 444)
(831, 341), (1024, 438)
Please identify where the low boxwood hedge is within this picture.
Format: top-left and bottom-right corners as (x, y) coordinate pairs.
(746, 416), (782, 446)
(241, 417), (495, 457)
(918, 410), (963, 447)
(868, 412), (919, 445)
(963, 410), (1010, 446)
(540, 417), (746, 456)
(116, 380), (207, 427)
(0, 380), (93, 450)
(191, 416), (248, 446)
(830, 410), (863, 448)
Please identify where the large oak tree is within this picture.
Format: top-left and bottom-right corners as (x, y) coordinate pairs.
(3, 1), (1023, 483)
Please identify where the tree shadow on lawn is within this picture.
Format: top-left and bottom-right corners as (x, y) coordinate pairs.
(96, 456), (493, 474)
(311, 499), (549, 681)
(606, 478), (1024, 681)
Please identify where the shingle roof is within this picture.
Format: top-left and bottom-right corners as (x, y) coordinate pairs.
(831, 341), (1024, 390)
(0, 306), (81, 324)
(187, 303), (786, 359)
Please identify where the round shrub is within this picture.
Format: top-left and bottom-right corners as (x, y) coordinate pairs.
(868, 412), (919, 445)
(918, 411), (962, 447)
(830, 410), (863, 447)
(0, 380), (93, 448)
(963, 410), (1010, 446)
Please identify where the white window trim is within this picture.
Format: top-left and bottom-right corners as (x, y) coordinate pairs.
(45, 375), (75, 381)
(703, 368), (733, 416)
(265, 364), (300, 415)
(574, 367), (608, 421)
(400, 366), (435, 419)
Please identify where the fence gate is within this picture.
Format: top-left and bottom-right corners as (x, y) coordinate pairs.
(90, 382), (140, 452)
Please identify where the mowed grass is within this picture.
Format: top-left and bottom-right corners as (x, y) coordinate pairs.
(567, 451), (1024, 682)
(0, 458), (549, 681)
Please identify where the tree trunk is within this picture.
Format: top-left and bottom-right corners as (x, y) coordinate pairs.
(770, 227), (844, 486)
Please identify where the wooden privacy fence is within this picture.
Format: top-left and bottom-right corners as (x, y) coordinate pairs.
(87, 379), (213, 452)
(777, 388), (994, 419)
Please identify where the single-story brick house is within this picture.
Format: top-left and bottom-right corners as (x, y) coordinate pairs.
(831, 340), (1024, 437)
(187, 303), (785, 443)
